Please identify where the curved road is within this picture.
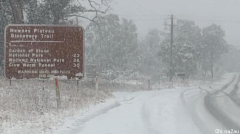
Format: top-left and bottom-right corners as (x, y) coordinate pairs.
(51, 73), (240, 134)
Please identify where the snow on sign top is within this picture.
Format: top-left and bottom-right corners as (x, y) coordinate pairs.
(4, 25), (84, 80)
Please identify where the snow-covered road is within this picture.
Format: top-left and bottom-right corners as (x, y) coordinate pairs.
(50, 73), (240, 134)
(79, 89), (202, 134)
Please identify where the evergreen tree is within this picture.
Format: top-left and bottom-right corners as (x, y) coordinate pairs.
(86, 14), (138, 72)
(201, 24), (228, 77)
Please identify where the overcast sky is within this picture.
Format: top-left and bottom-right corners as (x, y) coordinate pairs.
(110, 0), (240, 46)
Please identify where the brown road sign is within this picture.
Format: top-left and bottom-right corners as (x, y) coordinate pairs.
(4, 25), (84, 80)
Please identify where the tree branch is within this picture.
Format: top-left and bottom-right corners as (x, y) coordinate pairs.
(9, 0), (24, 24)
(67, 14), (96, 22)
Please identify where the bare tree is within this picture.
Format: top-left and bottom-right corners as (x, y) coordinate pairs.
(26, 0), (111, 24)
(8, 0), (111, 24)
(66, 0), (110, 23)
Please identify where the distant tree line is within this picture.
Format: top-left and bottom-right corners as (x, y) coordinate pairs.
(86, 15), (229, 80)
(160, 20), (228, 78)
(0, 0), (231, 79)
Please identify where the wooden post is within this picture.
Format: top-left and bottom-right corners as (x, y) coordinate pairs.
(55, 78), (61, 109)
(148, 79), (151, 90)
(77, 80), (79, 91)
(95, 76), (98, 91)
(42, 80), (44, 90)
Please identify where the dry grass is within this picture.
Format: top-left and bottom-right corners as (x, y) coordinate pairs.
(0, 77), (148, 133)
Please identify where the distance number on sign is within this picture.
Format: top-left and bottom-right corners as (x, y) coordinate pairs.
(73, 54), (80, 68)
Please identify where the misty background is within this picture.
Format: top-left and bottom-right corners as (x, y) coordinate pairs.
(1, 0), (240, 81)
(1, 1), (240, 133)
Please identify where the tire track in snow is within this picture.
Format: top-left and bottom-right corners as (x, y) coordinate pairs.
(141, 93), (163, 134)
(56, 95), (142, 134)
(61, 101), (121, 134)
(180, 87), (209, 134)
(141, 89), (188, 134)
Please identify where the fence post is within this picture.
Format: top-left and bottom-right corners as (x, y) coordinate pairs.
(77, 80), (79, 91)
(95, 76), (98, 91)
(148, 79), (151, 90)
(42, 80), (45, 90)
(55, 78), (61, 109)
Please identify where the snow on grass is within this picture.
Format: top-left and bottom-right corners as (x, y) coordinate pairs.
(0, 76), (151, 134)
(0, 78), (112, 134)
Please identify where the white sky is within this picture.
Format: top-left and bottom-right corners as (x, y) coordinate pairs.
(110, 0), (240, 46)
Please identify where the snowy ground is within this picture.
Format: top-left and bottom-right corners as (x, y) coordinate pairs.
(49, 88), (206, 134)
(2, 73), (240, 134)
(47, 73), (240, 134)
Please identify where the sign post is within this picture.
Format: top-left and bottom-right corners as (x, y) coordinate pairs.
(5, 25), (84, 109)
(4, 25), (84, 80)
